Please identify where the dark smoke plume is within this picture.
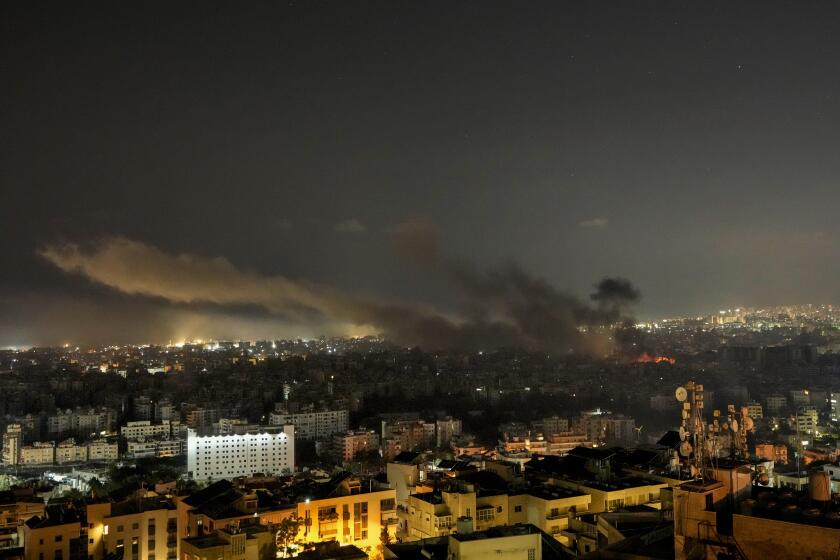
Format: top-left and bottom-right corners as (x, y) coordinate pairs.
(41, 232), (641, 354)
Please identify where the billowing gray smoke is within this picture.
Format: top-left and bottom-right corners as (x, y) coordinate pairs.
(40, 231), (640, 354)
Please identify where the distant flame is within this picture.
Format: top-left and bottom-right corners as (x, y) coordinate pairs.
(635, 352), (675, 365)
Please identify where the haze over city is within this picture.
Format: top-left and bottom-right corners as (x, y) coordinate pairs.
(6, 4), (840, 560)
(5, 2), (840, 347)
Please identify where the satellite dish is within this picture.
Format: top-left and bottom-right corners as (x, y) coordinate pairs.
(743, 417), (754, 431)
(730, 419), (739, 432)
(679, 441), (693, 457)
(679, 426), (687, 441)
(675, 386), (688, 402)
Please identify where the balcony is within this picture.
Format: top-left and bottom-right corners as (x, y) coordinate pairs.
(318, 512), (339, 522)
(381, 517), (399, 526)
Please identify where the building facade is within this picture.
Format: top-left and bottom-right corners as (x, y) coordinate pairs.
(186, 426), (294, 481)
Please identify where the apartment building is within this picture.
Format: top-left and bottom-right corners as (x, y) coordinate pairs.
(268, 409), (349, 440)
(333, 431), (379, 462)
(23, 509), (82, 560)
(86, 497), (178, 560)
(121, 421), (172, 441)
(294, 475), (397, 553)
(186, 426), (294, 481)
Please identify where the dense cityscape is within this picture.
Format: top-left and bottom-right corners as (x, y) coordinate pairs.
(5, 1), (840, 558)
(2, 304), (840, 558)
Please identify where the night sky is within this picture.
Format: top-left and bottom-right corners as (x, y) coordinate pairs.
(4, 1), (840, 347)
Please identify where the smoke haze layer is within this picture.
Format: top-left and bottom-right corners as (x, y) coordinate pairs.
(40, 236), (640, 353)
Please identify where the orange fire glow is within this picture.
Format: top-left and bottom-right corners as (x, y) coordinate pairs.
(635, 352), (676, 365)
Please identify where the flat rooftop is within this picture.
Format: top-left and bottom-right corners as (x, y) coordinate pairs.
(450, 524), (542, 542)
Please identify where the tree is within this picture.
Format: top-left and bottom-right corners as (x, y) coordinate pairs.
(275, 515), (302, 558)
(60, 488), (86, 500)
(369, 527), (392, 560)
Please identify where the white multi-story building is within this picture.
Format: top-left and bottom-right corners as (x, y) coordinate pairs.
(121, 421), (171, 440)
(268, 409), (348, 440)
(2, 424), (22, 466)
(187, 425), (294, 481)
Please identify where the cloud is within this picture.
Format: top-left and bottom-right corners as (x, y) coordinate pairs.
(39, 236), (641, 354)
(333, 218), (367, 233)
(579, 217), (609, 229)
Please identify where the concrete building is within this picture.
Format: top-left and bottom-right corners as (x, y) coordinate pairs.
(754, 442), (788, 464)
(181, 525), (274, 560)
(435, 418), (462, 449)
(382, 420), (436, 454)
(86, 496), (178, 560)
(268, 409), (349, 440)
(121, 421), (171, 440)
(185, 408), (240, 431)
(87, 439), (119, 462)
(186, 426), (294, 481)
(293, 475), (397, 553)
(405, 484), (590, 548)
(154, 400), (177, 423)
(126, 439), (185, 459)
(537, 416), (569, 435)
(745, 401), (763, 419)
(2, 424), (22, 466)
(575, 411), (635, 446)
(796, 407), (819, 436)
(448, 526), (541, 560)
(765, 394), (787, 416)
(20, 442), (55, 466)
(0, 491), (45, 551)
(55, 439), (87, 464)
(790, 389), (811, 409)
(47, 408), (115, 438)
(23, 509), (82, 560)
(333, 430), (379, 462)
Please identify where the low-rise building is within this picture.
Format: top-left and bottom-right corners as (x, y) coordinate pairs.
(23, 508), (82, 560)
(121, 421), (171, 440)
(181, 525), (274, 560)
(20, 442), (55, 466)
(55, 439), (87, 464)
(86, 496), (178, 560)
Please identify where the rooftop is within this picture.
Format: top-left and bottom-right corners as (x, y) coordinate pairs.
(449, 523), (544, 542)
